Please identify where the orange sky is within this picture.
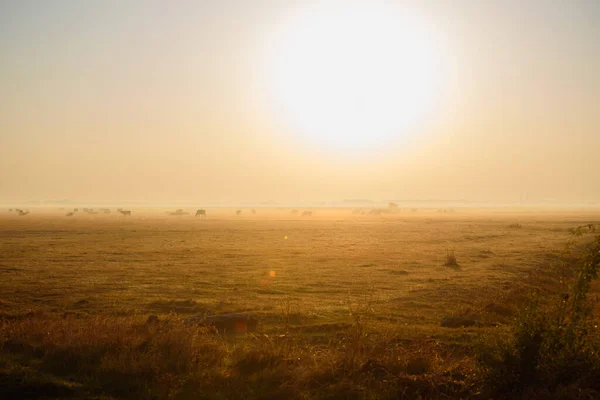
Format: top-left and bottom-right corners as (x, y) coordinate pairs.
(1, 0), (599, 205)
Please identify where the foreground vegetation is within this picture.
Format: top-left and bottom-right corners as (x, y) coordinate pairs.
(1, 209), (599, 398)
(478, 224), (600, 398)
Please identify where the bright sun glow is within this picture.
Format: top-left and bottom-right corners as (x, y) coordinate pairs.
(264, 2), (447, 152)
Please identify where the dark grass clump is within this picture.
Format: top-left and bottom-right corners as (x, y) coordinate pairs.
(444, 250), (460, 269)
(0, 311), (478, 399)
(0, 315), (228, 399)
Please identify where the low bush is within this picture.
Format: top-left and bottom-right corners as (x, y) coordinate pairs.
(444, 250), (459, 268)
(479, 225), (600, 398)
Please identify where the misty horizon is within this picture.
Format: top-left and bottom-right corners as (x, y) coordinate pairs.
(3, 198), (599, 209)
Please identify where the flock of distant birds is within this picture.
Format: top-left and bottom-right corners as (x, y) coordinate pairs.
(7, 203), (455, 218)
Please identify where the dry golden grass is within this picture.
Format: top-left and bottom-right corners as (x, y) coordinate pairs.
(1, 207), (599, 398)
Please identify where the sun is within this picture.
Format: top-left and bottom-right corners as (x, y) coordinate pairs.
(262, 2), (447, 153)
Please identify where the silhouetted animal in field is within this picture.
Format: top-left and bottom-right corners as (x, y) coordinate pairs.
(301, 211), (313, 216)
(236, 210), (242, 215)
(119, 210), (131, 216)
(195, 209), (206, 217)
(66, 212), (74, 217)
(18, 210), (30, 216)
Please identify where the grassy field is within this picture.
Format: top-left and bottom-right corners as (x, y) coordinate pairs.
(1, 207), (599, 399)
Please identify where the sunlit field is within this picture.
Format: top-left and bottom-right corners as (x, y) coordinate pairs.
(2, 208), (599, 399)
(3, 0), (599, 398)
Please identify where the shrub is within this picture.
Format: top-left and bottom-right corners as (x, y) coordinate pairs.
(479, 225), (600, 397)
(445, 250), (459, 267)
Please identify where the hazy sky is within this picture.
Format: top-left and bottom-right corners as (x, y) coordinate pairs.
(1, 0), (599, 204)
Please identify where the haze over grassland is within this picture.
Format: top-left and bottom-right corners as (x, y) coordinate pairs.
(2, 2), (600, 398)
